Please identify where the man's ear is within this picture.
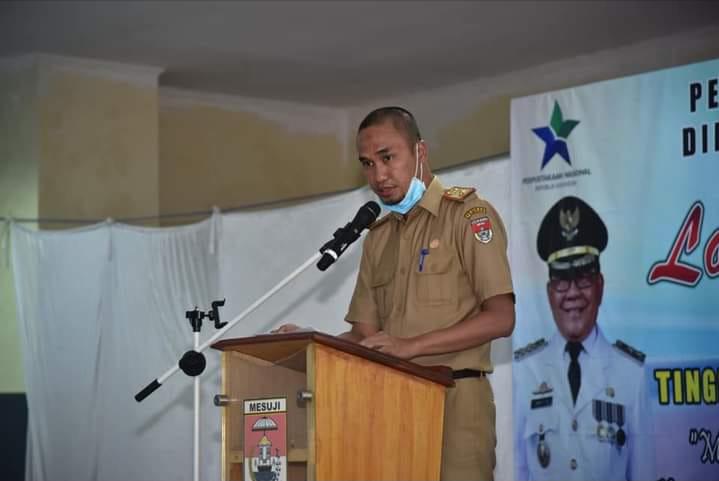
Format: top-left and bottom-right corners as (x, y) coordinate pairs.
(417, 140), (428, 164)
(414, 140), (427, 162)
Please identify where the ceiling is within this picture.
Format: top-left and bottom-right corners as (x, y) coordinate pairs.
(2, 1), (719, 106)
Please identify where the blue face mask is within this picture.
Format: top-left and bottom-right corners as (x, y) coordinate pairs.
(379, 143), (426, 215)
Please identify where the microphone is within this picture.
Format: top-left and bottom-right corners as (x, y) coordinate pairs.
(317, 201), (381, 271)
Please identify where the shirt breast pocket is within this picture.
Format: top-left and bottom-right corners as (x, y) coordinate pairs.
(414, 249), (456, 306)
(522, 409), (559, 473)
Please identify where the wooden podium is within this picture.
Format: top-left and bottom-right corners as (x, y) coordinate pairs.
(212, 331), (453, 481)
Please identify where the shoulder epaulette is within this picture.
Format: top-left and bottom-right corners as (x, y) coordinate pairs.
(369, 214), (392, 230)
(613, 340), (646, 364)
(513, 338), (548, 361)
(443, 186), (476, 202)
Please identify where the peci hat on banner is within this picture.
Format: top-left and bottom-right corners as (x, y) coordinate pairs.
(537, 196), (608, 278)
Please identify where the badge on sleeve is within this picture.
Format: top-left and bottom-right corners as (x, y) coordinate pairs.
(470, 216), (493, 243)
(463, 206), (487, 219)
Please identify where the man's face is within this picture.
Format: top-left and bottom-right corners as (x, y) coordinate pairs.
(547, 272), (604, 342)
(357, 121), (421, 205)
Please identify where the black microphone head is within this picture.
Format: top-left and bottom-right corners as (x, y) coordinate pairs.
(352, 201), (381, 232)
(317, 201), (381, 272)
(365, 201), (381, 219)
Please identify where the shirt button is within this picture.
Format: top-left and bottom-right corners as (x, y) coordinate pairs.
(570, 459), (577, 470)
(538, 424), (544, 434)
(571, 419), (578, 431)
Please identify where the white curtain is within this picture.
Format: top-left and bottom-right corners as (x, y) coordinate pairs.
(12, 156), (515, 481)
(12, 216), (222, 481)
(13, 223), (110, 481)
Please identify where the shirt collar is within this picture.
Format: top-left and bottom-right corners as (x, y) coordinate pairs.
(417, 176), (444, 217)
(557, 325), (599, 360)
(582, 325), (599, 354)
(389, 176), (443, 222)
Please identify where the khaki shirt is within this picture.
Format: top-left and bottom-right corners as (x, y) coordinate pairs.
(346, 176), (514, 372)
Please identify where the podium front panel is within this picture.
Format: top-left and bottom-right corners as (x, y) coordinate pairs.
(221, 348), (310, 481)
(313, 343), (445, 480)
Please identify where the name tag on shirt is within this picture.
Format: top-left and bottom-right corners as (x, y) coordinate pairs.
(531, 396), (553, 409)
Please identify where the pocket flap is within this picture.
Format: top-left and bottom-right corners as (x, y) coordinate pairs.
(523, 408), (559, 440)
(417, 249), (453, 275)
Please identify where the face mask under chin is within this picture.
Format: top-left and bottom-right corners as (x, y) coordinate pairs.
(379, 144), (426, 215)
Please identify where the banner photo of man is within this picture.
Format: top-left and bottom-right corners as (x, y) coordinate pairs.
(510, 58), (719, 481)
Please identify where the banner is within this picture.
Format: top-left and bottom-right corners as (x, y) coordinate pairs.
(244, 398), (288, 481)
(511, 59), (719, 480)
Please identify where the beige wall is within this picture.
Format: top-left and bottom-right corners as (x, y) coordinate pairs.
(0, 64), (39, 392)
(159, 91), (359, 217)
(38, 67), (160, 222)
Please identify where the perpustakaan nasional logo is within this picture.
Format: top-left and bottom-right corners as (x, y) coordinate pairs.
(522, 100), (592, 191)
(533, 101), (579, 169)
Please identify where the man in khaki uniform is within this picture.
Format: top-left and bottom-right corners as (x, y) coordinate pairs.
(277, 107), (515, 480)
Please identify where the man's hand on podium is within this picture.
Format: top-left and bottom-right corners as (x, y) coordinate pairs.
(359, 331), (419, 360)
(270, 323), (302, 334)
(270, 324), (316, 334)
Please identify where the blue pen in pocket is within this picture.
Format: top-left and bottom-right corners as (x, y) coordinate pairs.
(418, 248), (429, 272)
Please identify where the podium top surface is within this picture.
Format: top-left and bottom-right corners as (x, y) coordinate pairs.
(212, 331), (454, 387)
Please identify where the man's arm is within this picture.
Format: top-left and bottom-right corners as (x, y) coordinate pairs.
(338, 321), (380, 343)
(359, 292), (515, 359)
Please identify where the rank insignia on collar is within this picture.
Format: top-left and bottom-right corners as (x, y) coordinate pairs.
(513, 338), (548, 360)
(533, 382), (553, 395)
(443, 186), (476, 201)
(613, 340), (646, 364)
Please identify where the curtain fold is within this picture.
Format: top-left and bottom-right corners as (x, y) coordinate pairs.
(12, 223), (111, 481)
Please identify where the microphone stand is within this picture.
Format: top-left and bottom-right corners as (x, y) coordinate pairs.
(184, 301), (227, 481)
(135, 251), (322, 481)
